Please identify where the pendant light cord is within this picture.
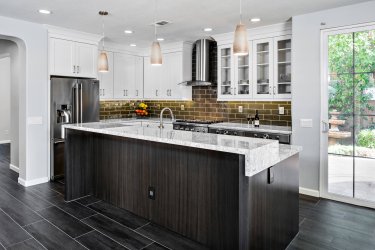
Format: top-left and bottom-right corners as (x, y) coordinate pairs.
(102, 15), (105, 51)
(154, 0), (157, 41)
(240, 0), (243, 24)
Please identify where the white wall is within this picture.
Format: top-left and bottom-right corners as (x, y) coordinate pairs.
(0, 15), (48, 186)
(0, 39), (21, 169)
(292, 1), (375, 192)
(0, 56), (10, 142)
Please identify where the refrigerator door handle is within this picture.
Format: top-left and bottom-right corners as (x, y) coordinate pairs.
(73, 84), (79, 123)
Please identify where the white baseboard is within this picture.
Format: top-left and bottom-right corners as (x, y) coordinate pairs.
(299, 187), (320, 197)
(9, 164), (19, 173)
(18, 177), (49, 187)
(0, 140), (11, 144)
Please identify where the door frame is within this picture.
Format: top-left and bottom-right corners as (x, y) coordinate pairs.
(320, 22), (375, 209)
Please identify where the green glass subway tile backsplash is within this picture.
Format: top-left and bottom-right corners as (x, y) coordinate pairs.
(100, 86), (292, 126)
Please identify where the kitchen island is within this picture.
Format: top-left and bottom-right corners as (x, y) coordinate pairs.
(63, 122), (301, 250)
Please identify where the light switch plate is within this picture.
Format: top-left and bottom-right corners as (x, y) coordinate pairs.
(278, 107), (285, 115)
(181, 105), (185, 111)
(238, 106), (243, 113)
(300, 119), (313, 128)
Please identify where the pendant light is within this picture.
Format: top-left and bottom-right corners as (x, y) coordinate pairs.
(233, 0), (249, 55)
(98, 11), (109, 72)
(150, 0), (162, 65)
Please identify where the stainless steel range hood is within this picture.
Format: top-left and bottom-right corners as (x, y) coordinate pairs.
(179, 39), (216, 86)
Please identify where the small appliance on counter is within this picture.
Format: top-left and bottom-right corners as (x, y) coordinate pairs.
(50, 76), (100, 180)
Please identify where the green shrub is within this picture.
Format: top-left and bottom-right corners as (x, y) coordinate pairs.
(357, 130), (375, 149)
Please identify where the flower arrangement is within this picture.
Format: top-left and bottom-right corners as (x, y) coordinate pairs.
(135, 102), (149, 117)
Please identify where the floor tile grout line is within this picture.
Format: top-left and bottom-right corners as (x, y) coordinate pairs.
(140, 241), (156, 250)
(80, 213), (157, 249)
(0, 241), (5, 250)
(78, 229), (133, 250)
(0, 208), (47, 250)
(73, 229), (95, 239)
(21, 218), (46, 228)
(31, 213), (90, 250)
(84, 200), (102, 207)
(135, 221), (151, 231)
(0, 184), (55, 212)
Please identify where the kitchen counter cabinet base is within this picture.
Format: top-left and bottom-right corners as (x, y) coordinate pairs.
(65, 129), (299, 249)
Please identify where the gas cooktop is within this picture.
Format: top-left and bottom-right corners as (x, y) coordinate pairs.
(174, 119), (223, 125)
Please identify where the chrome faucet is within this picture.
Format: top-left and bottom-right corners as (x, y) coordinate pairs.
(159, 107), (175, 128)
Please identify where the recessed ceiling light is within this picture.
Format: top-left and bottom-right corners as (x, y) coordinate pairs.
(38, 9), (51, 15)
(203, 28), (213, 32)
(250, 18), (261, 23)
(157, 38), (164, 41)
(130, 44), (137, 47)
(124, 30), (133, 34)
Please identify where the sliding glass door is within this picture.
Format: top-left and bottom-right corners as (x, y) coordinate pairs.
(321, 24), (375, 206)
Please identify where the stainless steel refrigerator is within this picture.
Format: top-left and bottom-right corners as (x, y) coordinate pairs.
(50, 76), (99, 180)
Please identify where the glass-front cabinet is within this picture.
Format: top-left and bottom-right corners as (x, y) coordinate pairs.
(217, 35), (292, 101)
(218, 43), (252, 100)
(253, 38), (273, 98)
(219, 47), (233, 97)
(274, 35), (292, 99)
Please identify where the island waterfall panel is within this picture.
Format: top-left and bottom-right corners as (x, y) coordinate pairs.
(65, 129), (299, 249)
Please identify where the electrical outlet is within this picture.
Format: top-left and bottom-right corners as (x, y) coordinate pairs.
(238, 106), (243, 113)
(300, 119), (313, 128)
(157, 104), (161, 109)
(181, 105), (185, 111)
(279, 107), (285, 115)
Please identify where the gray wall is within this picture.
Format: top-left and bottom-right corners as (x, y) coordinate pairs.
(292, 1), (375, 192)
(0, 15), (48, 185)
(0, 56), (10, 142)
(0, 39), (20, 169)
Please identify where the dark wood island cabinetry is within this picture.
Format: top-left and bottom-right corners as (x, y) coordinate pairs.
(65, 128), (299, 250)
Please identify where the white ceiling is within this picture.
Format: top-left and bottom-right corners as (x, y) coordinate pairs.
(0, 0), (370, 47)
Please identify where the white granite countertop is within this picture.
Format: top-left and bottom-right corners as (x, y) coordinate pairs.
(100, 118), (173, 124)
(63, 122), (301, 177)
(208, 122), (292, 134)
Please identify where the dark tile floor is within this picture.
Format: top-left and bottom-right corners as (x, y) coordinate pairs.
(1, 143), (375, 249)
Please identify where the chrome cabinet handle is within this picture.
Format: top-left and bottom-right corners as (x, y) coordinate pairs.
(123, 90), (125, 96)
(103, 89), (105, 96)
(169, 89), (172, 96)
(273, 86), (276, 95)
(99, 89), (102, 96)
(126, 90), (128, 96)
(136, 90), (139, 96)
(156, 90), (158, 96)
(77, 66), (80, 74)
(234, 87), (237, 95)
(322, 121), (329, 133)
(269, 86), (272, 95)
(73, 65), (76, 73)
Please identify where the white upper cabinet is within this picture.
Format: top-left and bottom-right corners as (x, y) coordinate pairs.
(75, 42), (98, 78)
(114, 53), (144, 100)
(98, 51), (114, 100)
(143, 43), (192, 100)
(253, 38), (274, 99)
(216, 24), (292, 101)
(273, 35), (292, 99)
(218, 43), (253, 100)
(49, 37), (98, 78)
(49, 38), (75, 77)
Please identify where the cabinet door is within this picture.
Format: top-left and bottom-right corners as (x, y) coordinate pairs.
(49, 38), (75, 76)
(234, 41), (252, 99)
(144, 56), (162, 99)
(218, 46), (234, 100)
(113, 53), (136, 99)
(273, 36), (292, 99)
(75, 42), (98, 78)
(166, 52), (191, 100)
(98, 51), (114, 100)
(253, 38), (274, 99)
(134, 56), (144, 99)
